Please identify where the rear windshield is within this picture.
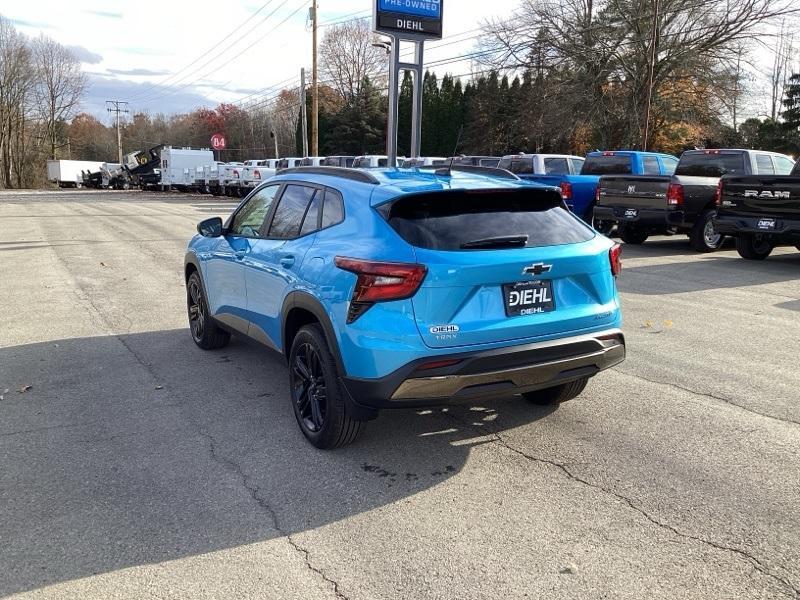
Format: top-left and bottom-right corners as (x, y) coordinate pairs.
(581, 155), (633, 175)
(378, 190), (594, 251)
(498, 157), (533, 174)
(675, 152), (746, 177)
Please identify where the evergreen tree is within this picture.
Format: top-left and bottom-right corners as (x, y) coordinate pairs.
(397, 71), (413, 157)
(784, 74), (800, 130)
(421, 71), (440, 155)
(326, 76), (386, 155)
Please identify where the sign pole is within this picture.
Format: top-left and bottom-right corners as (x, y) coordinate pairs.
(374, 0), (442, 164)
(410, 41), (424, 158)
(386, 35), (400, 166)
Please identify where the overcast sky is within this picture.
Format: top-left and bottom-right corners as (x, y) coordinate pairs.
(5, 0), (517, 122)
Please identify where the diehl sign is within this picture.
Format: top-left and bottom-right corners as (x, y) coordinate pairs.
(374, 0), (443, 39)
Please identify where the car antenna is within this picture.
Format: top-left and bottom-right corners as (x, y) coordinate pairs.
(437, 126), (464, 177)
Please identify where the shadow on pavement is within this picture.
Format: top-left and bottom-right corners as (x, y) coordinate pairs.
(619, 251), (800, 295)
(0, 328), (556, 596)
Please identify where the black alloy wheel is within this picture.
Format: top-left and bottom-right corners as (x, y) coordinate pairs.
(291, 342), (328, 434)
(186, 272), (230, 350)
(288, 324), (362, 449)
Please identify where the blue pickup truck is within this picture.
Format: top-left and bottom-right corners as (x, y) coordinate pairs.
(517, 151), (679, 228)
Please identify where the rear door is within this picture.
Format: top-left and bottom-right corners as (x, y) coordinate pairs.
(245, 183), (322, 346)
(380, 189), (618, 349)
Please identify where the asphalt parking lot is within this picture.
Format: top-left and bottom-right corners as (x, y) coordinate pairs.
(1, 189), (799, 600)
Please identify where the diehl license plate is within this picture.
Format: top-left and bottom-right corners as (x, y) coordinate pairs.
(503, 281), (556, 317)
(624, 208), (638, 218)
(757, 218), (776, 230)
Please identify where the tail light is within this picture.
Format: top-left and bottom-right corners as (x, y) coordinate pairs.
(560, 181), (573, 201)
(334, 257), (427, 323)
(233, 169), (240, 179)
(714, 179), (723, 206)
(254, 169), (261, 180)
(602, 151), (616, 156)
(595, 185), (601, 203)
(667, 183), (684, 206)
(609, 244), (622, 277)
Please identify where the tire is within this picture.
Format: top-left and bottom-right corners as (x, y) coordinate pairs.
(187, 271), (231, 350)
(736, 235), (773, 260)
(289, 324), (362, 449)
(619, 225), (648, 245)
(689, 209), (724, 252)
(523, 377), (589, 406)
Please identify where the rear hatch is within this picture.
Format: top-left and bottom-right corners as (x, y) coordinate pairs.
(378, 188), (619, 349)
(598, 175), (671, 209)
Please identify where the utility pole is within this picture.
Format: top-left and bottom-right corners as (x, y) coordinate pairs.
(300, 68), (309, 156)
(270, 131), (279, 159)
(311, 0), (319, 156)
(106, 100), (129, 164)
(642, 0), (659, 151)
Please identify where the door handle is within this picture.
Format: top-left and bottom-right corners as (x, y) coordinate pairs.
(234, 250), (247, 260)
(280, 255), (295, 268)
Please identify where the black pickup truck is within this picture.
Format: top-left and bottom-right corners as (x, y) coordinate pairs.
(594, 149), (797, 252)
(713, 159), (800, 260)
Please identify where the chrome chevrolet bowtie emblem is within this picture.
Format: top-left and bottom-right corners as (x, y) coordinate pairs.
(523, 263), (552, 276)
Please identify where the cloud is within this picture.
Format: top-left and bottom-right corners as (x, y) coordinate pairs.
(85, 10), (123, 18)
(108, 68), (171, 77)
(68, 45), (103, 64)
(116, 46), (171, 57)
(9, 18), (54, 30)
(82, 74), (217, 120)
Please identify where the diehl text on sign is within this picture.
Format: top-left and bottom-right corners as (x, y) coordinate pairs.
(375, 0), (443, 39)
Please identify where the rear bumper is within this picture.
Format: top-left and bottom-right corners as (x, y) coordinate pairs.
(595, 206), (686, 227)
(713, 214), (800, 242)
(342, 329), (626, 410)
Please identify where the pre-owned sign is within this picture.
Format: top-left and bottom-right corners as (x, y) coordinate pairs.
(374, 0), (443, 39)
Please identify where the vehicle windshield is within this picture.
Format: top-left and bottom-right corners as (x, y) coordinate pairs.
(581, 155), (633, 175)
(379, 189), (594, 251)
(675, 152), (746, 177)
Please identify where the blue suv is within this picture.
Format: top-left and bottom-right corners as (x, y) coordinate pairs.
(185, 166), (626, 449)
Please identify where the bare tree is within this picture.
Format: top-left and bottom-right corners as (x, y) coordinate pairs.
(0, 15), (35, 187)
(319, 19), (388, 104)
(481, 0), (799, 148)
(32, 34), (86, 159)
(769, 20), (794, 120)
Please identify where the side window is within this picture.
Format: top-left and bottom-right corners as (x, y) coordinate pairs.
(345, 158), (355, 167)
(229, 185), (280, 238)
(755, 154), (775, 175)
(642, 156), (661, 175)
(321, 189), (345, 229)
(773, 155), (795, 175)
(569, 158), (584, 174)
(378, 159), (388, 167)
(268, 185), (316, 239)
(661, 157), (679, 175)
(299, 192), (321, 236)
(544, 158), (569, 174)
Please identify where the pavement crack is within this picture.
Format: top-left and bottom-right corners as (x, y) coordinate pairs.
(194, 424), (349, 600)
(444, 409), (799, 598)
(612, 368), (800, 427)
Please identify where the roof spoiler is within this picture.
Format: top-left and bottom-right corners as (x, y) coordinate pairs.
(417, 164), (521, 181)
(277, 166), (380, 184)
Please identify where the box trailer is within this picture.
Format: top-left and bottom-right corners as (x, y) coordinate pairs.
(47, 160), (105, 187)
(159, 147), (215, 191)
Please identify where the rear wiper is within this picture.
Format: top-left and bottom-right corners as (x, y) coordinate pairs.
(460, 235), (529, 249)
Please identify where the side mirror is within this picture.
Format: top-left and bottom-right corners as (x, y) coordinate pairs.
(197, 217), (223, 238)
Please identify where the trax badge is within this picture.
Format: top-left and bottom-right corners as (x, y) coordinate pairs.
(523, 263), (552, 276)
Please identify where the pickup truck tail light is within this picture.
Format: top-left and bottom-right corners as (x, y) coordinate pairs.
(254, 169), (261, 180)
(560, 181), (573, 201)
(609, 244), (622, 277)
(233, 169), (240, 179)
(595, 185), (601, 203)
(667, 183), (684, 206)
(714, 180), (723, 206)
(334, 257), (428, 323)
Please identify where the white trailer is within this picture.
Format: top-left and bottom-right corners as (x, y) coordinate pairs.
(47, 160), (105, 187)
(159, 147), (215, 190)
